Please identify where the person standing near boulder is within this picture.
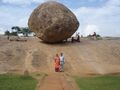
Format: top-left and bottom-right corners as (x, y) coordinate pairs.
(76, 32), (80, 42)
(54, 54), (60, 72)
(60, 53), (65, 72)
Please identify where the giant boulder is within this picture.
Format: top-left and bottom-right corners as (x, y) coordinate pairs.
(28, 1), (79, 43)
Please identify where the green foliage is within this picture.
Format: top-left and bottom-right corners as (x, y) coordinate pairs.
(87, 34), (92, 38)
(4, 30), (18, 36)
(0, 74), (37, 90)
(4, 26), (33, 37)
(87, 34), (101, 38)
(11, 26), (32, 37)
(75, 76), (120, 90)
(96, 34), (101, 37)
(10, 32), (18, 36)
(21, 27), (32, 37)
(11, 26), (21, 32)
(4, 30), (10, 36)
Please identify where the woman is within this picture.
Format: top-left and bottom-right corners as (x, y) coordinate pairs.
(54, 54), (60, 72)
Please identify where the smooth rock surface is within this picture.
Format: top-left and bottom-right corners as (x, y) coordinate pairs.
(28, 1), (79, 43)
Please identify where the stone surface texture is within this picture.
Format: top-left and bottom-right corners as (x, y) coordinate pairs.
(28, 1), (79, 43)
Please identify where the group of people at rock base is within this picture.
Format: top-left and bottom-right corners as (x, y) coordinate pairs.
(54, 53), (65, 72)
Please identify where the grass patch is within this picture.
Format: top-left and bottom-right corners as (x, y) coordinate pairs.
(75, 75), (120, 90)
(0, 74), (38, 90)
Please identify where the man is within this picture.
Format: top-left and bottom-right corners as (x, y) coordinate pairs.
(60, 53), (65, 72)
(76, 32), (80, 42)
(92, 32), (97, 40)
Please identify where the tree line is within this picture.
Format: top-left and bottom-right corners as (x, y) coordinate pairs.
(4, 26), (34, 37)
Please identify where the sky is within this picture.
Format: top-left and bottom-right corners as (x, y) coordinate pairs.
(0, 0), (120, 36)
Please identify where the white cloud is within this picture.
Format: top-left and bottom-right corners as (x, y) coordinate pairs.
(73, 0), (120, 36)
(2, 0), (58, 6)
(0, 27), (5, 34)
(84, 25), (99, 36)
(2, 0), (31, 5)
(0, 0), (120, 36)
(0, 4), (32, 32)
(0, 0), (59, 32)
(16, 17), (29, 27)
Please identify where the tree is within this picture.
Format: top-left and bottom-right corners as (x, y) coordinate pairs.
(4, 30), (10, 40)
(11, 26), (33, 37)
(11, 26), (21, 33)
(4, 30), (10, 36)
(11, 26), (21, 36)
(10, 32), (18, 36)
(21, 27), (32, 37)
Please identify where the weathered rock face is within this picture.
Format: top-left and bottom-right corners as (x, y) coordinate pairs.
(28, 1), (79, 43)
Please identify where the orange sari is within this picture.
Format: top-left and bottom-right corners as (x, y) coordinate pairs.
(54, 56), (60, 72)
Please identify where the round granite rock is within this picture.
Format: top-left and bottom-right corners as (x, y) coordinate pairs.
(28, 1), (79, 43)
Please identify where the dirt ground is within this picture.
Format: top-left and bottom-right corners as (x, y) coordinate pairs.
(0, 36), (120, 90)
